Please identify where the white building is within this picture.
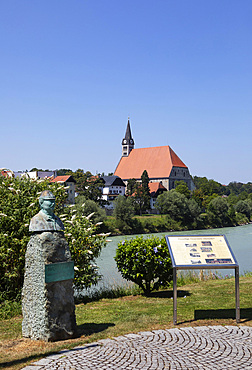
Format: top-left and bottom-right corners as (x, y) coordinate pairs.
(14, 170), (57, 180)
(100, 176), (126, 209)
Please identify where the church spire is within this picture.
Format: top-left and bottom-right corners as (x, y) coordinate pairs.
(122, 118), (134, 157)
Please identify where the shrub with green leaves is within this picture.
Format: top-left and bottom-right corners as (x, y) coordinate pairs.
(115, 236), (172, 295)
(63, 207), (109, 294)
(0, 176), (107, 301)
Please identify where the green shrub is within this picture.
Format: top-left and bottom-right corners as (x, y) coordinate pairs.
(115, 236), (172, 295)
(0, 176), (107, 301)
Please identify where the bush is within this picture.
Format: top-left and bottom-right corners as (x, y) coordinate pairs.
(63, 206), (109, 294)
(0, 176), (67, 301)
(0, 176), (107, 301)
(115, 236), (172, 295)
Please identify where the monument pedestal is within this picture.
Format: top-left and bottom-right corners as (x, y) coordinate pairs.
(22, 231), (76, 341)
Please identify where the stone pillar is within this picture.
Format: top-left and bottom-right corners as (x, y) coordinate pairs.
(21, 190), (76, 341)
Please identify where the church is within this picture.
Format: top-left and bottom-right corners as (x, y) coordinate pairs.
(114, 119), (195, 191)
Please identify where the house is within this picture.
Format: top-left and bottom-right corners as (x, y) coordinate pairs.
(51, 175), (76, 204)
(0, 168), (14, 178)
(100, 175), (126, 210)
(13, 170), (57, 180)
(114, 119), (195, 191)
(149, 182), (167, 211)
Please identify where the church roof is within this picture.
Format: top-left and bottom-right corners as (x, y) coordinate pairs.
(114, 146), (187, 180)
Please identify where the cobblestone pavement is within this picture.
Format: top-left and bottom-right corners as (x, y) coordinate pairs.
(23, 326), (252, 369)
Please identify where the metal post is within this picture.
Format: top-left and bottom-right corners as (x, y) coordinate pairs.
(173, 267), (177, 325)
(235, 266), (240, 323)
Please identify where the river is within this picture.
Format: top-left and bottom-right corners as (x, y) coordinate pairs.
(93, 224), (252, 290)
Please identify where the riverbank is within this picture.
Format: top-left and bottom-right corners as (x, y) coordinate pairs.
(103, 214), (251, 236)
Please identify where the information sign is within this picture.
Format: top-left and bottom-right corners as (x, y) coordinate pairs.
(166, 235), (238, 268)
(165, 235), (239, 325)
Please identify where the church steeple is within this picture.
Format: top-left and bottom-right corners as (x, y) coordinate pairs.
(122, 118), (134, 157)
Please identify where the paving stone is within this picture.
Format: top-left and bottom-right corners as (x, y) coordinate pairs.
(23, 326), (252, 369)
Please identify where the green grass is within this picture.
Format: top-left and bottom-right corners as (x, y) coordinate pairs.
(1, 275), (252, 369)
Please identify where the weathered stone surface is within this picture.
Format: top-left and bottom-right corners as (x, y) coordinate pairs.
(22, 231), (76, 341)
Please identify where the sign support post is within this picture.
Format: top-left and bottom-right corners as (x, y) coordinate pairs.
(235, 266), (240, 323)
(173, 267), (177, 325)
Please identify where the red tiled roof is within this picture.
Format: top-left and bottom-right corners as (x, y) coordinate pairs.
(114, 146), (187, 180)
(51, 175), (75, 183)
(149, 182), (166, 193)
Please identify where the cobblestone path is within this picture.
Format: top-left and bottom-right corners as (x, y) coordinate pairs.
(23, 326), (252, 369)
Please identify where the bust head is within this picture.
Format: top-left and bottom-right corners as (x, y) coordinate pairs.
(39, 190), (55, 215)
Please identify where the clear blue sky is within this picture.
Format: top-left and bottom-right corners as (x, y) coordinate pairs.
(1, 0), (251, 184)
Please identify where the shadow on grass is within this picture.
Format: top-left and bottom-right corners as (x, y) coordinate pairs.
(194, 308), (252, 322)
(77, 322), (115, 336)
(148, 289), (191, 298)
(0, 322), (115, 369)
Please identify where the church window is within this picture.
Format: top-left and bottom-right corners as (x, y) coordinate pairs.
(123, 146), (127, 150)
(175, 171), (177, 176)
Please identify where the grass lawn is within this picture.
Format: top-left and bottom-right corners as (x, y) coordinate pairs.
(1, 276), (252, 369)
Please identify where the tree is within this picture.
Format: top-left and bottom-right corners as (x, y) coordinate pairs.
(193, 176), (225, 196)
(141, 170), (150, 212)
(175, 180), (190, 198)
(207, 196), (230, 227)
(155, 190), (191, 223)
(235, 200), (251, 219)
(126, 178), (137, 196)
(56, 168), (72, 176)
(75, 195), (106, 225)
(71, 169), (104, 203)
(113, 195), (135, 223)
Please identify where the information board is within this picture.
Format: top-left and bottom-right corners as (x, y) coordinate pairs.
(166, 235), (238, 268)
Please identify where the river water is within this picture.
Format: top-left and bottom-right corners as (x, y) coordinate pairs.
(93, 224), (252, 290)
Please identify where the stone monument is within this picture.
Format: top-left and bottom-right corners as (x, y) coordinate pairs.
(22, 190), (76, 341)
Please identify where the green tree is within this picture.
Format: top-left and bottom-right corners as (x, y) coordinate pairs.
(126, 178), (137, 196)
(193, 176), (224, 196)
(156, 190), (191, 224)
(71, 169), (104, 203)
(75, 195), (106, 225)
(235, 200), (251, 219)
(56, 168), (72, 176)
(207, 196), (230, 227)
(113, 195), (135, 223)
(141, 170), (150, 212)
(175, 180), (190, 198)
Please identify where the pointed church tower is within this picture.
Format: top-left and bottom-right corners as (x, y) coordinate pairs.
(122, 118), (134, 157)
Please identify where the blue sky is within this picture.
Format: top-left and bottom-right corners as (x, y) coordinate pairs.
(1, 1), (251, 184)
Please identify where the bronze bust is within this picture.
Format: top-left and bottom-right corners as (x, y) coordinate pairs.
(29, 190), (64, 232)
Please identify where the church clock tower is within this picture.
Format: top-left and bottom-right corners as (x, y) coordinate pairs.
(122, 118), (134, 157)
